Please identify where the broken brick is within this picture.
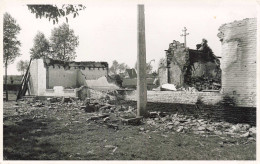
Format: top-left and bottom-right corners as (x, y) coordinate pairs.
(120, 116), (143, 125)
(62, 97), (72, 103)
(84, 104), (97, 113)
(90, 114), (110, 120)
(106, 124), (119, 130)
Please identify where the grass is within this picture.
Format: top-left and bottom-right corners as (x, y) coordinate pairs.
(3, 100), (256, 160)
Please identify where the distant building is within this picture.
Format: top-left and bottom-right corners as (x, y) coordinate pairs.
(124, 68), (137, 78)
(122, 68), (158, 90)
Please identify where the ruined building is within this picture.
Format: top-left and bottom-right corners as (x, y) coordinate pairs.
(159, 40), (221, 91)
(218, 18), (256, 107)
(158, 18), (256, 107)
(27, 58), (110, 97)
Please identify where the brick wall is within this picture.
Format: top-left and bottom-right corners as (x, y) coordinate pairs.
(168, 45), (187, 87)
(29, 60), (38, 95)
(37, 59), (47, 96)
(48, 66), (78, 88)
(169, 62), (183, 87)
(47, 66), (107, 88)
(125, 91), (222, 105)
(124, 91), (256, 126)
(218, 18), (257, 107)
(29, 58), (108, 96)
(80, 67), (108, 80)
(45, 86), (76, 97)
(77, 70), (87, 86)
(158, 66), (167, 85)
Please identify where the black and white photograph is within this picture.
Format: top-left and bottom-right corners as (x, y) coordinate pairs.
(1, 0), (258, 161)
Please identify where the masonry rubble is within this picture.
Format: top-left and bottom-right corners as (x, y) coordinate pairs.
(9, 87), (255, 145)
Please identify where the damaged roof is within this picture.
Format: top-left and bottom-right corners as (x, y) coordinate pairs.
(125, 69), (137, 78)
(188, 49), (220, 64)
(43, 58), (108, 68)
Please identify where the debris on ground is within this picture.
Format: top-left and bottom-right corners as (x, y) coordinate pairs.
(6, 89), (256, 146)
(120, 116), (143, 125)
(86, 76), (119, 90)
(61, 97), (72, 103)
(89, 114), (110, 121)
(160, 83), (177, 91)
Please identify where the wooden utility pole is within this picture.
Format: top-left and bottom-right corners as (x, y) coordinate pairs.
(180, 27), (189, 47)
(137, 4), (147, 117)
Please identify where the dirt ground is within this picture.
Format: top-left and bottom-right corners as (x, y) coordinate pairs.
(3, 96), (256, 160)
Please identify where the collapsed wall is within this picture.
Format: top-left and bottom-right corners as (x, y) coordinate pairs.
(166, 41), (188, 88)
(159, 40), (221, 91)
(158, 65), (167, 85)
(186, 49), (221, 90)
(28, 58), (110, 97)
(85, 76), (119, 91)
(218, 18), (257, 107)
(44, 58), (109, 89)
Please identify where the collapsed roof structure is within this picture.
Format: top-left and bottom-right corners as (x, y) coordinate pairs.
(158, 18), (256, 107)
(159, 39), (221, 91)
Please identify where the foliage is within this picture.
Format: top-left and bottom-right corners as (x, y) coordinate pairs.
(3, 12), (21, 65)
(109, 74), (123, 87)
(50, 23), (79, 61)
(110, 60), (119, 75)
(109, 60), (129, 75)
(16, 60), (29, 75)
(30, 32), (51, 59)
(135, 61), (153, 74)
(3, 12), (21, 101)
(27, 5), (86, 24)
(118, 63), (130, 74)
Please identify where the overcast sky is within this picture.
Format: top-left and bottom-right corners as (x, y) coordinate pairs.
(1, 0), (258, 75)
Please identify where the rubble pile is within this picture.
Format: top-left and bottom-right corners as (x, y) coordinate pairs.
(89, 89), (117, 101)
(4, 92), (256, 145)
(86, 76), (119, 90)
(143, 112), (256, 139)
